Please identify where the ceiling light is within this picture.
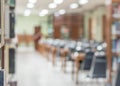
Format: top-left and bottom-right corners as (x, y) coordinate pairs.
(41, 9), (48, 15)
(39, 9), (49, 16)
(79, 0), (88, 5)
(24, 9), (31, 16)
(28, 0), (37, 4)
(59, 9), (66, 15)
(70, 3), (78, 9)
(27, 3), (34, 8)
(49, 3), (57, 9)
(54, 0), (63, 4)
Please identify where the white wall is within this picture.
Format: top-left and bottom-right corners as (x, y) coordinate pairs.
(84, 7), (107, 41)
(15, 15), (51, 36)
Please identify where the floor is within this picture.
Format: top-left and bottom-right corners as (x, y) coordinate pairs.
(15, 47), (106, 86)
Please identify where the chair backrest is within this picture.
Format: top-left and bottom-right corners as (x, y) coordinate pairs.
(115, 66), (120, 86)
(82, 51), (94, 70)
(89, 53), (107, 78)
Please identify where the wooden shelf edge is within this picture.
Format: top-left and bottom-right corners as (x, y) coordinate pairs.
(112, 0), (120, 3)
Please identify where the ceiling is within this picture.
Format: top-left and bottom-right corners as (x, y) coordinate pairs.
(16, 0), (105, 16)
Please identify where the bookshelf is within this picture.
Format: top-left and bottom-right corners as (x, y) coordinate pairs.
(0, 0), (5, 48)
(2, 0), (16, 85)
(105, 0), (120, 85)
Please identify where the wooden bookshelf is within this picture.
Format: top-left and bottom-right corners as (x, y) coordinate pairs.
(105, 2), (112, 85)
(106, 0), (120, 85)
(112, 18), (120, 22)
(112, 0), (120, 3)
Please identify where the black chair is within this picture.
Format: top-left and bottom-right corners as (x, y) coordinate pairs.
(0, 70), (4, 86)
(82, 48), (94, 70)
(115, 65), (120, 86)
(81, 41), (100, 71)
(89, 51), (107, 78)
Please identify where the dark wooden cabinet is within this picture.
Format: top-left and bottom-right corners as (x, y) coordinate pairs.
(53, 14), (84, 40)
(53, 15), (63, 39)
(69, 14), (83, 40)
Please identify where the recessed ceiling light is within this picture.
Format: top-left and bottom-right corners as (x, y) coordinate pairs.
(41, 9), (48, 14)
(39, 9), (49, 16)
(59, 9), (66, 15)
(49, 3), (57, 9)
(29, 0), (37, 4)
(54, 0), (63, 4)
(70, 3), (79, 9)
(24, 9), (31, 16)
(79, 0), (88, 5)
(27, 3), (34, 8)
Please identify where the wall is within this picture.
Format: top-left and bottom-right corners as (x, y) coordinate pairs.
(84, 7), (107, 41)
(16, 8), (106, 41)
(15, 15), (52, 36)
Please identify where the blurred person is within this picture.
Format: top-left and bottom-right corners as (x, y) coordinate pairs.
(33, 26), (42, 51)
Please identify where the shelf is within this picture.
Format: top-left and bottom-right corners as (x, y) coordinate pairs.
(112, 0), (120, 3)
(112, 18), (120, 22)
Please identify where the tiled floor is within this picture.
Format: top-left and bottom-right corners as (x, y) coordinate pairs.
(15, 47), (106, 86)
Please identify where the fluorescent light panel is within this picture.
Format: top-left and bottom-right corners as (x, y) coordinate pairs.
(27, 3), (34, 8)
(59, 9), (66, 15)
(49, 3), (57, 9)
(24, 9), (31, 16)
(41, 9), (48, 14)
(29, 0), (37, 4)
(70, 3), (78, 9)
(79, 0), (88, 5)
(39, 9), (49, 16)
(54, 0), (63, 4)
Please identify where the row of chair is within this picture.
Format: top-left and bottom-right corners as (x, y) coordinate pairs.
(38, 38), (107, 84)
